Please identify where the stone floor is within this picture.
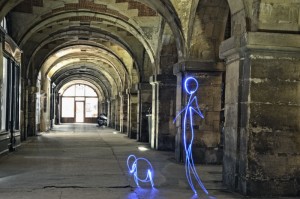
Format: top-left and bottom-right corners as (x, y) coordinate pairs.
(0, 124), (295, 199)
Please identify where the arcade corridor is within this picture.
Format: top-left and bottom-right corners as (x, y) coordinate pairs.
(0, 0), (299, 197)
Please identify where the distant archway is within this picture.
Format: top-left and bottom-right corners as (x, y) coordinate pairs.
(60, 84), (99, 123)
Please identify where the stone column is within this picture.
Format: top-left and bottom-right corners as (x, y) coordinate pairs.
(173, 61), (225, 163)
(99, 101), (106, 113)
(115, 94), (121, 131)
(50, 85), (55, 129)
(54, 92), (60, 125)
(119, 92), (128, 133)
(150, 74), (177, 150)
(127, 89), (138, 139)
(220, 32), (300, 196)
(20, 78), (26, 140)
(27, 86), (37, 136)
(136, 83), (152, 142)
(106, 100), (110, 126)
(109, 98), (116, 128)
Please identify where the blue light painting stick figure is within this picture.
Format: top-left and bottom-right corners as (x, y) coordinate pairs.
(174, 77), (209, 195)
(127, 155), (154, 187)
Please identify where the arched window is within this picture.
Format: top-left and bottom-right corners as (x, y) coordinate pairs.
(63, 84), (97, 97)
(61, 84), (98, 123)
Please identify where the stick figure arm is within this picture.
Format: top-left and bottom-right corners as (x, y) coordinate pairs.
(173, 106), (188, 123)
(190, 97), (204, 118)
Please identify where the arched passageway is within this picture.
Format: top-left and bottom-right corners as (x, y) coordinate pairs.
(59, 84), (99, 123)
(0, 0), (299, 197)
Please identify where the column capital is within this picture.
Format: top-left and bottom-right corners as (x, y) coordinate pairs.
(220, 32), (300, 62)
(173, 60), (225, 75)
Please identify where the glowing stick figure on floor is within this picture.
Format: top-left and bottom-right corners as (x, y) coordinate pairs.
(174, 77), (208, 195)
(127, 155), (154, 187)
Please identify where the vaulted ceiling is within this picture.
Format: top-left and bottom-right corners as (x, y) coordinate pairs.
(3, 0), (184, 99)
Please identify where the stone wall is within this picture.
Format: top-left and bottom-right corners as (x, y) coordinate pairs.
(220, 32), (300, 196)
(136, 83), (152, 142)
(245, 56), (300, 196)
(150, 74), (177, 151)
(173, 61), (225, 164)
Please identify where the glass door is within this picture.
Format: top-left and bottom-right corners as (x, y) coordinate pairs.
(60, 84), (98, 123)
(75, 101), (84, 123)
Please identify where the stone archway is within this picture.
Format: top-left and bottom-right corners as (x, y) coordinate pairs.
(172, 0), (230, 165)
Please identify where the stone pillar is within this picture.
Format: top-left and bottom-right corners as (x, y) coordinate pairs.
(54, 92), (60, 125)
(20, 78), (26, 140)
(127, 89), (138, 139)
(27, 86), (37, 136)
(106, 100), (111, 126)
(50, 86), (54, 129)
(109, 98), (116, 128)
(117, 92), (128, 133)
(100, 101), (105, 114)
(115, 95), (121, 131)
(150, 75), (177, 150)
(136, 83), (152, 142)
(120, 92), (128, 134)
(173, 61), (225, 164)
(220, 32), (300, 196)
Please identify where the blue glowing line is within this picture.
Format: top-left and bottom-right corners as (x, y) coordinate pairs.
(174, 77), (208, 195)
(185, 77), (198, 95)
(127, 155), (154, 187)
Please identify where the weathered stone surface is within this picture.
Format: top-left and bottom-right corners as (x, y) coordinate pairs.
(120, 92), (128, 134)
(0, 133), (9, 155)
(136, 83), (152, 142)
(220, 31), (300, 196)
(127, 91), (138, 139)
(109, 99), (116, 129)
(188, 0), (229, 60)
(150, 74), (176, 150)
(174, 61), (224, 164)
(258, 1), (300, 32)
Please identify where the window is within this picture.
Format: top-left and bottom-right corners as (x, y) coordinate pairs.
(75, 84), (84, 96)
(1, 57), (7, 130)
(63, 85), (97, 97)
(4, 58), (20, 131)
(61, 98), (74, 117)
(63, 86), (75, 96)
(85, 86), (97, 96)
(85, 98), (98, 117)
(61, 84), (98, 120)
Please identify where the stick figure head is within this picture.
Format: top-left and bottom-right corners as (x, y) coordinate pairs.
(184, 77), (198, 95)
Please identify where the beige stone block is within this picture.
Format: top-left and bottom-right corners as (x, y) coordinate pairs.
(197, 130), (220, 147)
(251, 80), (300, 105)
(257, 155), (290, 177)
(227, 0), (245, 14)
(250, 103), (300, 130)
